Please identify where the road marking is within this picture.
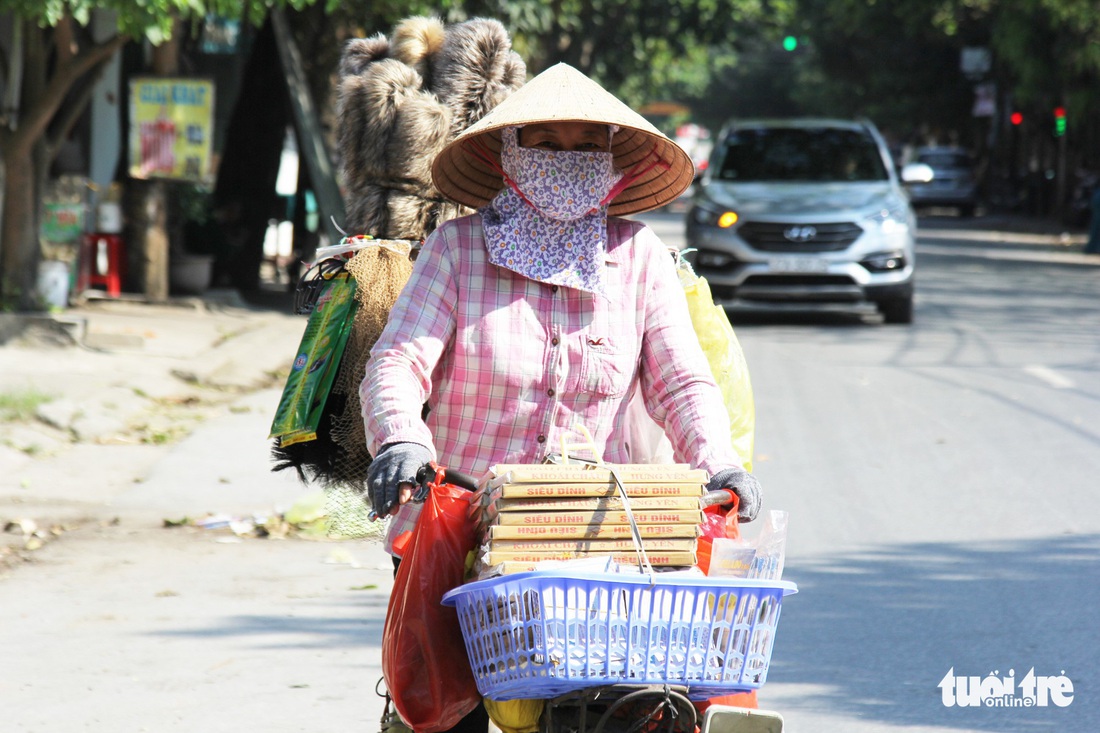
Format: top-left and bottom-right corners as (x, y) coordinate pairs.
(1024, 365), (1075, 389)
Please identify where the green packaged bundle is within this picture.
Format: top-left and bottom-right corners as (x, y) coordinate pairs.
(270, 273), (358, 446)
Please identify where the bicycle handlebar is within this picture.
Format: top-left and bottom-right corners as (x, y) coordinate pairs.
(415, 463), (739, 510)
(702, 489), (739, 510)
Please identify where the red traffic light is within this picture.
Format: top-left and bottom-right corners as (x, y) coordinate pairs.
(1053, 106), (1066, 118)
(1010, 112), (1023, 125)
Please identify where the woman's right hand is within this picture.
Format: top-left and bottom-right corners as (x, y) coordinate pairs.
(705, 467), (762, 522)
(367, 442), (434, 516)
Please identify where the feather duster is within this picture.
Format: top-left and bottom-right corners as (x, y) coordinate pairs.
(432, 18), (527, 136)
(274, 16), (526, 493)
(390, 16), (446, 86)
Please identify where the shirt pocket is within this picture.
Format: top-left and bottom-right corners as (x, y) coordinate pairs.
(581, 337), (630, 397)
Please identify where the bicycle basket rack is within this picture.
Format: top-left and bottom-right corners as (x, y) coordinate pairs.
(442, 570), (797, 701)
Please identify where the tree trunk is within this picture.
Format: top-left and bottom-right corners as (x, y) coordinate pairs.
(0, 18), (125, 309)
(0, 144), (39, 308)
(0, 19), (42, 309)
(123, 24), (179, 302)
(124, 178), (170, 300)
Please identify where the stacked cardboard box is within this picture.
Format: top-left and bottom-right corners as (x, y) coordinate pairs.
(472, 463), (707, 576)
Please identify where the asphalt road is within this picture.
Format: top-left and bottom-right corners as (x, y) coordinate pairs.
(3, 212), (1096, 733)
(639, 210), (1100, 732)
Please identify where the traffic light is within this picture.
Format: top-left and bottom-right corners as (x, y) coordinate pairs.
(1010, 111), (1023, 126)
(1053, 107), (1066, 136)
(782, 35), (798, 52)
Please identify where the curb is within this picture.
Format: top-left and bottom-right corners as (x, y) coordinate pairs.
(917, 243), (1100, 267)
(0, 313), (81, 347)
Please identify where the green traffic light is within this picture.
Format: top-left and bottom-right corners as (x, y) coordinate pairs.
(783, 35), (798, 52)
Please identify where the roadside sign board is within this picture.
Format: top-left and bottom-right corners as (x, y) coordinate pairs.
(128, 77), (215, 183)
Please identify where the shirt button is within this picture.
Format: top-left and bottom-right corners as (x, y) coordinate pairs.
(547, 388), (556, 397)
(537, 434), (546, 444)
(551, 285), (559, 293)
(551, 337), (560, 346)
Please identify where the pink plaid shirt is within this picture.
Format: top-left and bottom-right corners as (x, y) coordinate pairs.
(361, 214), (743, 478)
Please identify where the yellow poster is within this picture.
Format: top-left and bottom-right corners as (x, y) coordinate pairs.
(128, 77), (215, 183)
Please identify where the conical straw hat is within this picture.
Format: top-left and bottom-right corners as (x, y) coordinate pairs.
(431, 63), (694, 216)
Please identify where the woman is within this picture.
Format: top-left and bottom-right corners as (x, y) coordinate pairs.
(361, 62), (761, 523)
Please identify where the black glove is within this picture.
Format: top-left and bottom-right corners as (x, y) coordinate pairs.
(706, 467), (762, 522)
(367, 442), (433, 516)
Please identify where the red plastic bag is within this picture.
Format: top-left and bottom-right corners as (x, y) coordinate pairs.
(695, 490), (740, 575)
(694, 491), (758, 710)
(382, 472), (481, 732)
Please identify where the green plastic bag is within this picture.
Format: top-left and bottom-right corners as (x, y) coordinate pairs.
(269, 273), (359, 446)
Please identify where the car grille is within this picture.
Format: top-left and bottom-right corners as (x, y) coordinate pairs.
(741, 274), (857, 287)
(739, 221), (863, 252)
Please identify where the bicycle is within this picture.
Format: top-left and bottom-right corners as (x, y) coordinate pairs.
(379, 462), (795, 733)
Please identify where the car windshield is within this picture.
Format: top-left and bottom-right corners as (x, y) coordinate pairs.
(916, 150), (972, 168)
(715, 127), (889, 182)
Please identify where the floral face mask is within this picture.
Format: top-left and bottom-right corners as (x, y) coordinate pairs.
(499, 127), (623, 221)
(479, 126), (623, 297)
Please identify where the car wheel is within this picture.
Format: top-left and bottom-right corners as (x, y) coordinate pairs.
(878, 296), (913, 324)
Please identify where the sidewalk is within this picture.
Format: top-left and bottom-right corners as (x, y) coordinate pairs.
(915, 211), (1100, 267)
(1, 288), (395, 732)
(1, 289), (306, 525)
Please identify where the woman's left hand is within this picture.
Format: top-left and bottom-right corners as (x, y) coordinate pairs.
(367, 442), (433, 516)
(706, 467), (762, 522)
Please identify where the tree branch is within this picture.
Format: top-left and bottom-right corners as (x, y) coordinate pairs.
(7, 33), (127, 158)
(44, 59), (105, 165)
(53, 14), (77, 70)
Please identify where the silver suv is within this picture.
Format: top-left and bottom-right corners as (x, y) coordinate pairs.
(685, 118), (916, 323)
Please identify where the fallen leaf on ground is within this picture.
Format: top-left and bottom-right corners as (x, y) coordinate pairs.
(162, 517), (191, 528)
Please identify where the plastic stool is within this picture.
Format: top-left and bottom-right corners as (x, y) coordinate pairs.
(79, 233), (125, 297)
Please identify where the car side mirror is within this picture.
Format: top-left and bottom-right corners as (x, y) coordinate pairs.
(901, 163), (934, 183)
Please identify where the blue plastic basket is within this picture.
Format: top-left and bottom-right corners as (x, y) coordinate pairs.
(441, 570), (797, 701)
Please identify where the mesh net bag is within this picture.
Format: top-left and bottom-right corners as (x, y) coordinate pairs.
(270, 241), (417, 539)
(330, 243), (416, 473)
(324, 242), (416, 538)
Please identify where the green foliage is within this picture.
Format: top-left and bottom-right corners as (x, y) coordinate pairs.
(681, 36), (822, 130)
(731, 0), (982, 144)
(445, 0), (792, 94)
(1, 0), (323, 43)
(6, 0), (1099, 202)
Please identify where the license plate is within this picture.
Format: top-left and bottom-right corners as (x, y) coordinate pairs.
(767, 257), (830, 273)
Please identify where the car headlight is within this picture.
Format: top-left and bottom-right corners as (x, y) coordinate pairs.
(691, 203), (740, 228)
(864, 203), (911, 233)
